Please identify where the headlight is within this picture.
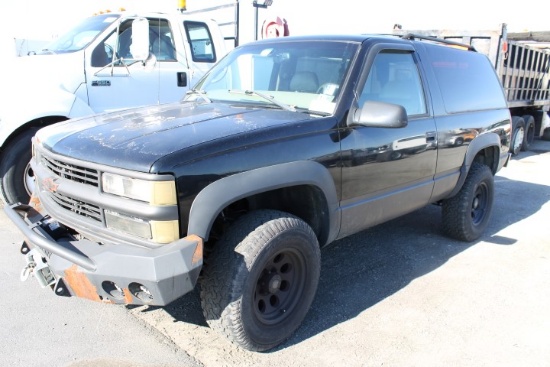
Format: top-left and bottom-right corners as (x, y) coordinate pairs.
(102, 173), (177, 205)
(105, 210), (179, 243)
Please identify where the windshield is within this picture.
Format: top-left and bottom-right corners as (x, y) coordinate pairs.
(38, 14), (121, 54)
(191, 40), (359, 115)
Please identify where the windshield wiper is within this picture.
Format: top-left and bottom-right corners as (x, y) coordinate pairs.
(229, 89), (296, 112)
(294, 107), (331, 117)
(185, 89), (212, 104)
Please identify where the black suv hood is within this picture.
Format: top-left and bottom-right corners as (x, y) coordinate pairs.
(37, 102), (312, 172)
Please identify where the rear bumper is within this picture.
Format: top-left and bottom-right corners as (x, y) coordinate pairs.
(5, 203), (203, 306)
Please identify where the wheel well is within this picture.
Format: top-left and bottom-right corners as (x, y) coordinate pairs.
(208, 185), (330, 247)
(472, 145), (499, 174)
(1, 116), (67, 152)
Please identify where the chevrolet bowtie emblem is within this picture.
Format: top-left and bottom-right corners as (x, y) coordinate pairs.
(42, 177), (59, 193)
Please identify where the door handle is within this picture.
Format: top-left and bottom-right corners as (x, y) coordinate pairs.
(177, 72), (187, 87)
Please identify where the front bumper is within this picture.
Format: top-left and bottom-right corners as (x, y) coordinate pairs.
(5, 203), (203, 306)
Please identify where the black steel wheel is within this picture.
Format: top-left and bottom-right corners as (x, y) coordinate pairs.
(442, 162), (494, 242)
(253, 248), (307, 326)
(200, 210), (321, 352)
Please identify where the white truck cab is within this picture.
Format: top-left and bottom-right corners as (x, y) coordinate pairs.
(0, 11), (227, 204)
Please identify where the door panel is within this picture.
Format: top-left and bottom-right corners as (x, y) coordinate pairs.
(85, 17), (190, 113)
(339, 49), (437, 238)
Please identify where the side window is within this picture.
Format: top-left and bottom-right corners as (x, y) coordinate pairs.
(184, 21), (216, 63)
(149, 18), (176, 61)
(91, 41), (111, 67)
(99, 19), (134, 65)
(94, 18), (177, 66)
(91, 21), (132, 67)
(428, 45), (507, 113)
(114, 20), (134, 61)
(359, 51), (426, 115)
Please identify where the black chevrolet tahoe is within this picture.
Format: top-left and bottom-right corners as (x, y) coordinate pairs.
(6, 34), (512, 351)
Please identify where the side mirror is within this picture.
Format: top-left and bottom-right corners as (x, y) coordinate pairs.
(130, 17), (150, 61)
(352, 100), (408, 128)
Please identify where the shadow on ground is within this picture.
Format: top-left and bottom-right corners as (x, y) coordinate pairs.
(131, 162), (550, 351)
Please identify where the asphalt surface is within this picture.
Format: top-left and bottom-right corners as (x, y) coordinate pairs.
(1, 138), (549, 367)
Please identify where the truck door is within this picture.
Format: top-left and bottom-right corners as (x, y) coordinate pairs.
(339, 45), (438, 238)
(85, 17), (192, 113)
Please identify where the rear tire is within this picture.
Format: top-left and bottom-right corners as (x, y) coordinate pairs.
(442, 162), (494, 242)
(0, 127), (40, 205)
(200, 210), (321, 352)
(510, 116), (525, 156)
(521, 115), (535, 151)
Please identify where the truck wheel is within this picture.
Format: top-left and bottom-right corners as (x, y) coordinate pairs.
(0, 127), (39, 205)
(200, 209), (321, 352)
(442, 162), (494, 242)
(510, 116), (524, 156)
(521, 115), (535, 151)
(543, 128), (550, 141)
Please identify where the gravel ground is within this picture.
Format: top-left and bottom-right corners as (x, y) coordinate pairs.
(2, 139), (549, 367)
(130, 138), (550, 367)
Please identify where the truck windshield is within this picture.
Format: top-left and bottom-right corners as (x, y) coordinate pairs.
(38, 14), (121, 54)
(192, 40), (359, 115)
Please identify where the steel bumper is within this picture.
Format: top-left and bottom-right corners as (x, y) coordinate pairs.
(5, 203), (203, 306)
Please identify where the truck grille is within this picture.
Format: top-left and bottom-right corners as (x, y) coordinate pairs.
(42, 154), (99, 187)
(50, 191), (102, 222)
(37, 148), (103, 224)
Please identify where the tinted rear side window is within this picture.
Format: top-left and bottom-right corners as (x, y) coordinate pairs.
(427, 44), (507, 113)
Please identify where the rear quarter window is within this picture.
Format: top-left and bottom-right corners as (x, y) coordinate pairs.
(427, 44), (507, 113)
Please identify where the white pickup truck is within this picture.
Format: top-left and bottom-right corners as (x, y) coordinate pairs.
(0, 10), (227, 204)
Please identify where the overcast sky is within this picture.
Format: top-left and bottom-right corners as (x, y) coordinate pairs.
(1, 0), (548, 43)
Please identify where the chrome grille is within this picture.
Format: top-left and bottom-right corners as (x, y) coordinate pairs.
(41, 154), (99, 187)
(37, 148), (103, 223)
(50, 191), (102, 222)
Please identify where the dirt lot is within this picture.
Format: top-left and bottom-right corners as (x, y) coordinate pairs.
(128, 138), (550, 366)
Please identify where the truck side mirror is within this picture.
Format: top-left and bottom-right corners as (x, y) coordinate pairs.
(351, 100), (408, 128)
(130, 17), (150, 61)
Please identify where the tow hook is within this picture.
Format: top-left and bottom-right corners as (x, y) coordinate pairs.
(19, 243), (56, 288)
(20, 262), (35, 282)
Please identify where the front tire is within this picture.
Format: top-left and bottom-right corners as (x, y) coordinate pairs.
(200, 210), (321, 352)
(0, 127), (40, 204)
(442, 162), (494, 242)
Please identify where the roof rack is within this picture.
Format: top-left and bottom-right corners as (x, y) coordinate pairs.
(400, 33), (477, 52)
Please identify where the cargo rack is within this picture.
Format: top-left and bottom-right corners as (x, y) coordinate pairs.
(399, 33), (477, 52)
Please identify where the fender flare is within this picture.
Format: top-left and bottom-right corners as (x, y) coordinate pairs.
(448, 132), (501, 198)
(187, 160), (340, 244)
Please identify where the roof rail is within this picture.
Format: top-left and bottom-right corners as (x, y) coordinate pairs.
(400, 33), (477, 52)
